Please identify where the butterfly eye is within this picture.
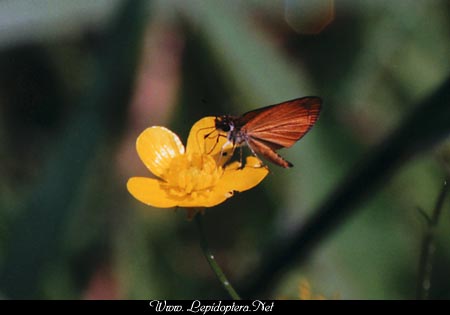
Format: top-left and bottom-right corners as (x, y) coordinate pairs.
(220, 124), (231, 132)
(215, 117), (232, 132)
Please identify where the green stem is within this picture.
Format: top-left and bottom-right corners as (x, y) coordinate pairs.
(195, 213), (241, 300)
(416, 178), (449, 300)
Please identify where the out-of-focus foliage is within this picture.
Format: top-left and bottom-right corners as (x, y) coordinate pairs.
(0, 0), (449, 299)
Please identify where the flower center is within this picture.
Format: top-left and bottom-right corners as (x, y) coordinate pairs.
(163, 153), (223, 198)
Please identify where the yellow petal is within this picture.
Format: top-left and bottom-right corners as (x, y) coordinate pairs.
(127, 177), (178, 208)
(136, 127), (185, 179)
(216, 156), (269, 193)
(128, 177), (230, 209)
(177, 192), (230, 208)
(185, 117), (234, 165)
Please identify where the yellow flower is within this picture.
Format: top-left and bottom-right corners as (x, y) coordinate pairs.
(127, 117), (269, 215)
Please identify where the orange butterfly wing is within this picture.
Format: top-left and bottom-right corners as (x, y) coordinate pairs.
(239, 97), (322, 149)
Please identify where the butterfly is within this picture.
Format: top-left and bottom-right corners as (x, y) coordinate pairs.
(213, 96), (322, 168)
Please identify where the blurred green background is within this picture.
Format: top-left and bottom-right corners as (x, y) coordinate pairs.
(0, 0), (449, 299)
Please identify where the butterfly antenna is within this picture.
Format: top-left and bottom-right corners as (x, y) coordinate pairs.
(195, 125), (216, 153)
(205, 130), (221, 155)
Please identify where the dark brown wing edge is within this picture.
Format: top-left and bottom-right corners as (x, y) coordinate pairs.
(237, 96), (322, 127)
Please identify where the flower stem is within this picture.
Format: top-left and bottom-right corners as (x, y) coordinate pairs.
(416, 178), (449, 300)
(194, 213), (241, 300)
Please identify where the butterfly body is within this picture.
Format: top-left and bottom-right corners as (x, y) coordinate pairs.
(214, 115), (248, 145)
(214, 96), (322, 168)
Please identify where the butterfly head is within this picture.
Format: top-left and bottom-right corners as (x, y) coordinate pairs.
(214, 115), (235, 133)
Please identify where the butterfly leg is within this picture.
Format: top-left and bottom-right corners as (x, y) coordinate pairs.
(243, 140), (266, 168)
(233, 146), (246, 170)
